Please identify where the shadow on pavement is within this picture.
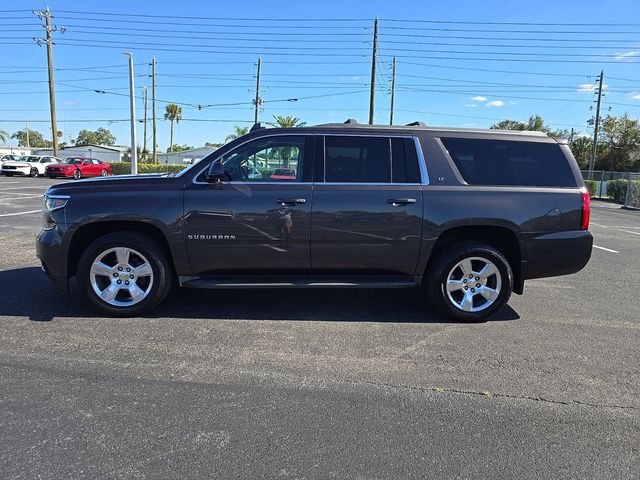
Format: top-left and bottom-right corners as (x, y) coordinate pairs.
(0, 267), (520, 324)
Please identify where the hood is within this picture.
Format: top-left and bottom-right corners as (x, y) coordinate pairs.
(45, 173), (178, 196)
(2, 161), (32, 167)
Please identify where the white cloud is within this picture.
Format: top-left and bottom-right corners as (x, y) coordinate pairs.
(464, 104), (478, 108)
(633, 94), (640, 100)
(470, 96), (487, 102)
(578, 83), (609, 92)
(615, 50), (640, 60)
(486, 100), (505, 107)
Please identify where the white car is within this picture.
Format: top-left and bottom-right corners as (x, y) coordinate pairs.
(0, 154), (20, 174)
(1, 155), (60, 177)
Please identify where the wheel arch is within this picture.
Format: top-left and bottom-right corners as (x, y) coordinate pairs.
(425, 225), (525, 294)
(67, 221), (175, 278)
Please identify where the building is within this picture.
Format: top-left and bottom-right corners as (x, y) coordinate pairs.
(0, 145), (33, 157)
(33, 145), (127, 163)
(157, 146), (219, 165)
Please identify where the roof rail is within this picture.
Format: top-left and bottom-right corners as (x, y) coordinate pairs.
(406, 121), (427, 127)
(343, 118), (358, 125)
(250, 123), (266, 132)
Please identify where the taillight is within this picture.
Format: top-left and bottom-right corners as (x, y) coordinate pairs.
(580, 188), (590, 230)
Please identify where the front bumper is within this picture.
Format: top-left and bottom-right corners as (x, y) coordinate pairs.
(2, 166), (29, 175)
(46, 170), (74, 178)
(36, 226), (69, 295)
(524, 230), (593, 279)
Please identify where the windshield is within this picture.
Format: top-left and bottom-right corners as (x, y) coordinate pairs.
(62, 158), (83, 164)
(18, 156), (41, 163)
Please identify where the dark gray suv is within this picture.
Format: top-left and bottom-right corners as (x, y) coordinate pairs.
(36, 122), (592, 321)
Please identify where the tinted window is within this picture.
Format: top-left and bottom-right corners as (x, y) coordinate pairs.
(221, 135), (307, 182)
(325, 136), (390, 183)
(441, 137), (577, 187)
(391, 137), (421, 183)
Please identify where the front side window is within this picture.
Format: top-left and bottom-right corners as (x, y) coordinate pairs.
(220, 136), (307, 182)
(324, 136), (391, 183)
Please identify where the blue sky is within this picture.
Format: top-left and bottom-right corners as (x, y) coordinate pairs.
(2, 0), (640, 151)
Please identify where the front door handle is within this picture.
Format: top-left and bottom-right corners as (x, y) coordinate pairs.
(387, 198), (417, 207)
(276, 198), (307, 206)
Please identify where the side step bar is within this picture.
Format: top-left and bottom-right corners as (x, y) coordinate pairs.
(179, 275), (422, 289)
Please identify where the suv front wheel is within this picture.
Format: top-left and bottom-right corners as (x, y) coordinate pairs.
(77, 232), (173, 316)
(427, 242), (513, 321)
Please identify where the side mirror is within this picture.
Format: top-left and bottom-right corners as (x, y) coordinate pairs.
(206, 160), (225, 182)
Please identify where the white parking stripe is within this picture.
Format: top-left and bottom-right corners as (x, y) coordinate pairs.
(593, 245), (619, 253)
(618, 229), (640, 236)
(0, 209), (41, 217)
(0, 186), (47, 191)
(589, 222), (609, 228)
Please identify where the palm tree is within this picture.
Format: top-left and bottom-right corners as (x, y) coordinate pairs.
(164, 104), (182, 153)
(271, 115), (306, 128)
(0, 129), (8, 144)
(225, 125), (249, 143)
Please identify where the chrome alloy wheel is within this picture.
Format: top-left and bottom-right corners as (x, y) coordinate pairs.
(445, 256), (502, 313)
(89, 247), (154, 307)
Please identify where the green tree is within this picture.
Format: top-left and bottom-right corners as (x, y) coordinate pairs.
(167, 144), (193, 153)
(74, 127), (116, 146)
(164, 104), (183, 153)
(490, 115), (567, 139)
(0, 129), (8, 144)
(122, 146), (150, 163)
(225, 125), (249, 143)
(570, 136), (592, 169)
(270, 115), (306, 128)
(11, 128), (53, 147)
(597, 114), (640, 171)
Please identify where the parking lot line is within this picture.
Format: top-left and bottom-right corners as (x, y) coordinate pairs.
(593, 245), (619, 253)
(0, 186), (49, 191)
(0, 209), (41, 217)
(618, 229), (640, 236)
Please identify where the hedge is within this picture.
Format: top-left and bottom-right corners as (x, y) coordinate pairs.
(583, 180), (598, 197)
(606, 178), (640, 204)
(109, 162), (188, 176)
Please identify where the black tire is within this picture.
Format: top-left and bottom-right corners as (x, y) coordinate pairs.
(30, 167), (39, 177)
(426, 242), (513, 321)
(4, 173), (13, 177)
(101, 169), (108, 176)
(73, 169), (82, 180)
(77, 231), (174, 317)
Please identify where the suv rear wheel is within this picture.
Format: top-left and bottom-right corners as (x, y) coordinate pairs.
(427, 242), (513, 321)
(77, 232), (173, 316)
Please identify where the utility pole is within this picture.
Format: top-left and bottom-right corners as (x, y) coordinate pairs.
(368, 16), (379, 125)
(143, 86), (148, 154)
(569, 128), (575, 146)
(151, 57), (157, 164)
(123, 52), (137, 175)
(38, 7), (59, 157)
(254, 57), (262, 124)
(389, 56), (396, 125)
(25, 123), (30, 148)
(588, 70), (604, 180)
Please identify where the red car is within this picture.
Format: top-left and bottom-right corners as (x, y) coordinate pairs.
(270, 168), (296, 181)
(46, 157), (112, 180)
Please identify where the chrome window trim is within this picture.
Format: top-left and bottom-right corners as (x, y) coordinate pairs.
(191, 132), (314, 185)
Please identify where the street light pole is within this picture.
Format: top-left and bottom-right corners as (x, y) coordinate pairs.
(123, 52), (137, 174)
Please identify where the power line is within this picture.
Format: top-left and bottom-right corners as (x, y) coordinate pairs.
(380, 18), (640, 27)
(55, 9), (369, 21)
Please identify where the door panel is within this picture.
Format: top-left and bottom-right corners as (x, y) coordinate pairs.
(311, 184), (423, 275)
(184, 183), (312, 274)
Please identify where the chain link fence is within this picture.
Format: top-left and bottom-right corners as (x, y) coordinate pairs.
(581, 170), (640, 209)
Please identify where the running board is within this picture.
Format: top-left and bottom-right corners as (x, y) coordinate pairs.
(179, 275), (421, 289)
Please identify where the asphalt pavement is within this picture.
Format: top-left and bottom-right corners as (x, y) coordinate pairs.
(0, 175), (638, 479)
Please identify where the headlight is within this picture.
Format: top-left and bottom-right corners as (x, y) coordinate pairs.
(43, 194), (69, 230)
(45, 195), (69, 211)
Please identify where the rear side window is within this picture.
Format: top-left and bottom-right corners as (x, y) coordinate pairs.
(391, 137), (421, 183)
(325, 136), (391, 183)
(441, 137), (577, 187)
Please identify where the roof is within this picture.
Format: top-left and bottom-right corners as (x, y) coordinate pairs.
(61, 144), (127, 152)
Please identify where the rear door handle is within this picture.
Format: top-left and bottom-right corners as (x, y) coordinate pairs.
(276, 198), (307, 206)
(387, 198), (417, 206)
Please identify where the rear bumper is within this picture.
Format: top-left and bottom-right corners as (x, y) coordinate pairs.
(523, 230), (593, 280)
